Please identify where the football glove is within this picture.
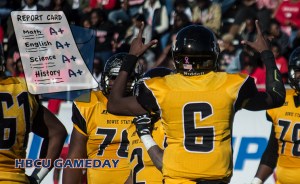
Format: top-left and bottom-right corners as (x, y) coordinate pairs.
(133, 114), (153, 137)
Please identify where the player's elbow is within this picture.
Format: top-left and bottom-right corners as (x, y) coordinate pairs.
(269, 91), (286, 108)
(276, 95), (286, 107)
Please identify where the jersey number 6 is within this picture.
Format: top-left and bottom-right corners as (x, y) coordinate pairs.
(183, 102), (215, 153)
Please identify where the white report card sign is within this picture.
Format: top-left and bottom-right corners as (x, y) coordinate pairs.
(11, 11), (98, 94)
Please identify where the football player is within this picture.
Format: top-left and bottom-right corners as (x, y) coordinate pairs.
(251, 47), (300, 184)
(127, 67), (171, 183)
(62, 53), (141, 184)
(0, 44), (67, 183)
(107, 20), (286, 184)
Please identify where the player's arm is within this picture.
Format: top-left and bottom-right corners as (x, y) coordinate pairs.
(236, 20), (285, 111)
(251, 116), (278, 184)
(63, 103), (88, 184)
(108, 22), (158, 116)
(133, 114), (164, 171)
(62, 128), (87, 184)
(30, 104), (68, 183)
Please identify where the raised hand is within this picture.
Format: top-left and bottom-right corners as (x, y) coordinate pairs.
(241, 20), (269, 53)
(129, 22), (158, 57)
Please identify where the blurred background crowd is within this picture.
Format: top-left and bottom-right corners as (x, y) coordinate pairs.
(1, 0), (300, 90)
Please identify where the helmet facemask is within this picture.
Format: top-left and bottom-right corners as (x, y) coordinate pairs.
(288, 47), (300, 94)
(100, 53), (141, 96)
(288, 67), (300, 94)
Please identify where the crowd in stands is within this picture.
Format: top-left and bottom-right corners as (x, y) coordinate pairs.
(1, 0), (300, 90)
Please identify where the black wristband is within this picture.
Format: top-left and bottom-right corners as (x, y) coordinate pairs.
(120, 54), (139, 74)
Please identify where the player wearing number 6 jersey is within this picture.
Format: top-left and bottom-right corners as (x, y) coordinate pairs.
(63, 53), (141, 184)
(0, 44), (67, 183)
(107, 21), (286, 184)
(251, 47), (300, 184)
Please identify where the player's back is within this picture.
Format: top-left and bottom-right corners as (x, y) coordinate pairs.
(73, 91), (132, 184)
(144, 72), (249, 183)
(0, 77), (39, 183)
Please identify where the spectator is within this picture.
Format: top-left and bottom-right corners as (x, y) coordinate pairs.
(240, 17), (257, 42)
(90, 8), (115, 67)
(87, 0), (118, 12)
(139, 0), (169, 56)
(122, 13), (154, 63)
(274, 0), (300, 47)
(219, 33), (240, 71)
(229, 0), (257, 37)
(46, 0), (74, 24)
(169, 0), (192, 26)
(213, 0), (236, 14)
(163, 0), (192, 49)
(169, 11), (191, 38)
(108, 0), (131, 26)
(127, 0), (144, 15)
(192, 0), (222, 35)
(37, 0), (50, 8)
(22, 0), (44, 10)
(255, 0), (280, 32)
(268, 19), (290, 55)
(127, 13), (151, 44)
(80, 16), (92, 28)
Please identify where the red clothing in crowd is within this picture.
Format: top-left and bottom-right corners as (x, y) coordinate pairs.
(89, 0), (117, 10)
(275, 0), (300, 32)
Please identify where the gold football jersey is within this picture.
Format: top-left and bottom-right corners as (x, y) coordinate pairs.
(0, 77), (39, 183)
(127, 120), (165, 183)
(267, 89), (300, 182)
(73, 91), (132, 184)
(143, 72), (250, 183)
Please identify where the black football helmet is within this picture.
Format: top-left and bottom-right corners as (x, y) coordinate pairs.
(172, 25), (220, 76)
(288, 47), (300, 93)
(100, 53), (141, 95)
